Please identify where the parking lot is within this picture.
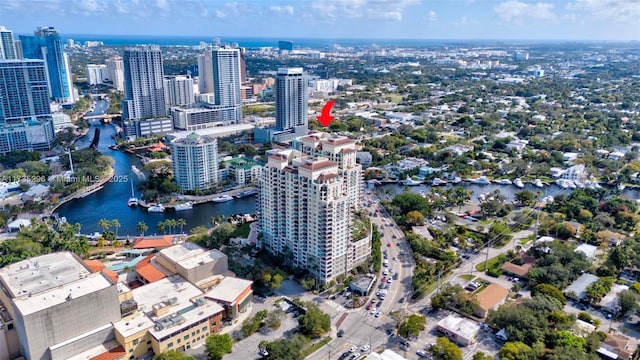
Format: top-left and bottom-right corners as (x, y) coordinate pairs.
(390, 310), (502, 360)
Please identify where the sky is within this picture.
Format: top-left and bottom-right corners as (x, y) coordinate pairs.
(0, 0), (639, 41)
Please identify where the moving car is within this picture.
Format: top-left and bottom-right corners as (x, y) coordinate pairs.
(417, 350), (429, 358)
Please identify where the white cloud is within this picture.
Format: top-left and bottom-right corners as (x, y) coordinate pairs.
(567, 0), (640, 24)
(308, 0), (420, 22)
(73, 0), (107, 14)
(215, 9), (227, 18)
(270, 5), (294, 15)
(494, 1), (556, 24)
(428, 10), (437, 22)
(156, 0), (169, 11)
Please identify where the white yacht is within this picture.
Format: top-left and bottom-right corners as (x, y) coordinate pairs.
(618, 184), (626, 191)
(534, 179), (544, 188)
(211, 195), (234, 203)
(495, 179), (512, 185)
(147, 204), (165, 213)
(469, 176), (490, 185)
(402, 176), (422, 186)
(431, 178), (447, 186)
(450, 176), (462, 184)
(127, 177), (138, 207)
(174, 202), (193, 211)
(514, 178), (525, 188)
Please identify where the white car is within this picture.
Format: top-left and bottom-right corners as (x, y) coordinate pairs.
(259, 349), (269, 357)
(351, 353), (361, 359)
(383, 269), (389, 275)
(370, 308), (377, 314)
(361, 344), (370, 352)
(350, 346), (357, 353)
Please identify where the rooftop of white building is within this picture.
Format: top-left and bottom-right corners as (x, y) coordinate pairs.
(0, 252), (116, 315)
(113, 275), (222, 339)
(436, 315), (481, 339)
(170, 123), (253, 140)
(0, 252), (93, 298)
(204, 277), (252, 304)
(158, 242), (226, 270)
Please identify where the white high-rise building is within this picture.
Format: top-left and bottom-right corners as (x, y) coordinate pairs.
(0, 26), (17, 60)
(275, 67), (308, 131)
(122, 46), (166, 121)
(85, 64), (107, 85)
(122, 46), (167, 139)
(105, 56), (124, 91)
(164, 75), (194, 107)
(258, 133), (366, 284)
(197, 46), (242, 122)
(170, 133), (219, 191)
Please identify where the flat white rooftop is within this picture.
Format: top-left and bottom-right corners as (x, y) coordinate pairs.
(159, 242), (225, 270)
(113, 275), (224, 340)
(0, 252), (92, 298)
(170, 124), (253, 139)
(15, 272), (113, 316)
(437, 315), (480, 340)
(205, 277), (252, 304)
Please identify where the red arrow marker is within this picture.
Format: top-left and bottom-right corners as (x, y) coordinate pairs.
(317, 99), (336, 127)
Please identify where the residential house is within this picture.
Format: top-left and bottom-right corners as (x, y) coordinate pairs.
(472, 283), (510, 318)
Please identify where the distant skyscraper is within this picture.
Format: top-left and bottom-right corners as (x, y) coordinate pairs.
(239, 47), (247, 83)
(13, 39), (22, 59)
(19, 26), (74, 103)
(86, 64), (107, 85)
(0, 59), (56, 152)
(164, 75), (194, 107)
(258, 133), (365, 284)
(105, 56), (124, 91)
(122, 46), (166, 121)
(275, 68), (308, 131)
(211, 47), (242, 108)
(170, 133), (219, 191)
(278, 40), (293, 52)
(197, 46), (242, 122)
(0, 26), (17, 60)
(197, 50), (214, 94)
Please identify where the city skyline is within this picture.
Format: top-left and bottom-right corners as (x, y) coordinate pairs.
(0, 0), (638, 41)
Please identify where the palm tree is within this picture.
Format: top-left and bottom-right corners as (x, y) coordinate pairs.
(98, 218), (111, 234)
(176, 218), (186, 234)
(157, 221), (166, 235)
(166, 219), (177, 234)
(113, 239), (122, 248)
(136, 221), (148, 237)
(111, 219), (121, 239)
(74, 223), (82, 236)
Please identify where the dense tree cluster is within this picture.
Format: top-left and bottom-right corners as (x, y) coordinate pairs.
(0, 220), (89, 266)
(528, 241), (591, 290)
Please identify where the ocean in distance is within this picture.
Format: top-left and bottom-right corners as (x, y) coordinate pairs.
(60, 34), (587, 48)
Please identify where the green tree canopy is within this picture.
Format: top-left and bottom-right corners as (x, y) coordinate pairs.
(430, 337), (462, 360)
(298, 304), (330, 339)
(398, 314), (426, 339)
(205, 333), (233, 360)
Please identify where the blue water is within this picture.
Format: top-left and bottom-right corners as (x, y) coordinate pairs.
(56, 101), (256, 236)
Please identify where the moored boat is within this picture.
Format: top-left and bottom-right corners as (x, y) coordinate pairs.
(147, 204), (165, 213)
(211, 195), (234, 203)
(174, 202), (193, 211)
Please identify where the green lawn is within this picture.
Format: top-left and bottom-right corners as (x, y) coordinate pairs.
(475, 255), (504, 272)
(301, 337), (332, 357)
(232, 222), (252, 238)
(459, 274), (475, 281)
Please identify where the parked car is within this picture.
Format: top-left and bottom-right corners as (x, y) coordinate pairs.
(417, 350), (429, 358)
(338, 329), (345, 337)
